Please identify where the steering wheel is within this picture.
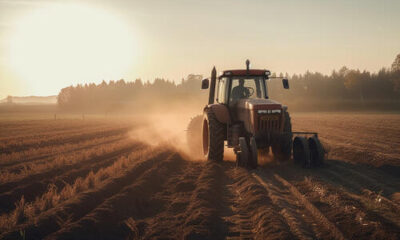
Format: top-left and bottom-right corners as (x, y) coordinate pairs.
(245, 87), (254, 97)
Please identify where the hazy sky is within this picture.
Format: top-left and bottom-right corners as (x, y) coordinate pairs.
(0, 0), (399, 98)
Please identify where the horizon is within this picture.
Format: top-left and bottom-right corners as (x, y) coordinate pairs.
(1, 64), (397, 99)
(1, 0), (400, 98)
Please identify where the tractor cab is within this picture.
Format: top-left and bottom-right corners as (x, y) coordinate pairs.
(202, 60), (289, 106)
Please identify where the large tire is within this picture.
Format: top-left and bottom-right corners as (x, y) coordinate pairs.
(203, 108), (225, 162)
(308, 136), (325, 167)
(272, 111), (293, 161)
(236, 137), (249, 167)
(293, 136), (311, 168)
(186, 115), (203, 157)
(248, 137), (258, 169)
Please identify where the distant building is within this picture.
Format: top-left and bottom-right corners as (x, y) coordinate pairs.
(6, 96), (12, 104)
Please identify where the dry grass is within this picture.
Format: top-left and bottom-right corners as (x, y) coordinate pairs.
(304, 176), (342, 209)
(0, 124), (130, 155)
(0, 117), (141, 233)
(0, 117), (127, 138)
(0, 139), (134, 184)
(301, 175), (400, 233)
(0, 146), (160, 232)
(0, 134), (124, 165)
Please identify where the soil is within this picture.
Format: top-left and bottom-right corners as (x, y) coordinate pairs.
(0, 113), (399, 239)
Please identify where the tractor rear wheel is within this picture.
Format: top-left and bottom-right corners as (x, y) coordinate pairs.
(186, 115), (203, 157)
(203, 109), (225, 162)
(272, 111), (293, 161)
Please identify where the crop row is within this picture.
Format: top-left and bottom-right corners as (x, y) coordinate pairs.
(0, 119), (112, 139)
(0, 133), (125, 167)
(0, 138), (136, 184)
(0, 125), (132, 154)
(0, 146), (161, 232)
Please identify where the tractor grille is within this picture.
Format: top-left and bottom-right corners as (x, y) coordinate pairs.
(258, 114), (281, 132)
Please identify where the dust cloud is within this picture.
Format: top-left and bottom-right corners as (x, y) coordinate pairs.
(126, 100), (238, 162)
(127, 101), (203, 160)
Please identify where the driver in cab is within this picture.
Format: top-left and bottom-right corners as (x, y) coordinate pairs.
(231, 79), (250, 101)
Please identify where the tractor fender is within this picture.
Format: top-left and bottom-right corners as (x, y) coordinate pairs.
(204, 104), (230, 124)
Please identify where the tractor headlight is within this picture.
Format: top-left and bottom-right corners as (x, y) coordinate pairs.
(271, 109), (281, 114)
(258, 109), (281, 114)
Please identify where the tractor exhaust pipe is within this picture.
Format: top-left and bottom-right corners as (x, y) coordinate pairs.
(208, 66), (217, 104)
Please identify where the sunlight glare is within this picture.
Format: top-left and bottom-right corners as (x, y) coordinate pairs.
(8, 3), (137, 94)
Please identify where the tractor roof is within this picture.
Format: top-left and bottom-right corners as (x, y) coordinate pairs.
(219, 69), (270, 79)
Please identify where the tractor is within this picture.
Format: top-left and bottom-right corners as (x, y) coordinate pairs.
(187, 60), (324, 168)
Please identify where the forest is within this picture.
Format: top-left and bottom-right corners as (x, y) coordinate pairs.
(57, 55), (400, 112)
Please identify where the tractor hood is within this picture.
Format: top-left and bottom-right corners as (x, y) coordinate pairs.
(235, 98), (283, 111)
(233, 98), (287, 135)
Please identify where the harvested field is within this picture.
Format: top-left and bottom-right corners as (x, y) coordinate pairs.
(0, 113), (399, 239)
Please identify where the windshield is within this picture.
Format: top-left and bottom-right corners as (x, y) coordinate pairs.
(229, 77), (266, 103)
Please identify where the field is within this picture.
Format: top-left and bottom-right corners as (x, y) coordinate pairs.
(0, 113), (399, 239)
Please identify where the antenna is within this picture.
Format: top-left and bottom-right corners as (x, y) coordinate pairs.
(246, 59), (250, 71)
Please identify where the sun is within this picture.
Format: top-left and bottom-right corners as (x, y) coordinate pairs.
(8, 3), (137, 95)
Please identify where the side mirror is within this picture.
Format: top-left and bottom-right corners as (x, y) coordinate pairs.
(282, 78), (289, 89)
(201, 79), (209, 89)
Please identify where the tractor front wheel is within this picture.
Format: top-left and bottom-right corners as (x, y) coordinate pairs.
(248, 137), (258, 169)
(236, 137), (249, 167)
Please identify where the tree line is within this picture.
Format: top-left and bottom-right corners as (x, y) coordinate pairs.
(268, 66), (400, 110)
(57, 74), (207, 112)
(58, 55), (400, 112)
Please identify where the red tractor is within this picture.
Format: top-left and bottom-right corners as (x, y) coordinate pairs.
(187, 60), (324, 168)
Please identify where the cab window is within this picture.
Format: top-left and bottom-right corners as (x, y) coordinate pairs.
(216, 78), (227, 103)
(229, 77), (265, 103)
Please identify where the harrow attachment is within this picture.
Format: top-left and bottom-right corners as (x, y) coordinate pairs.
(292, 132), (325, 168)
